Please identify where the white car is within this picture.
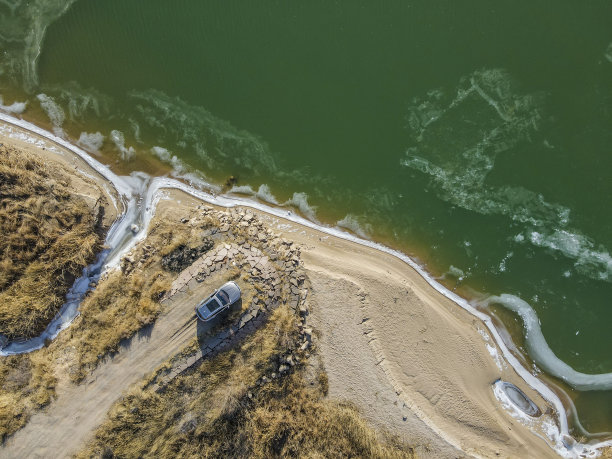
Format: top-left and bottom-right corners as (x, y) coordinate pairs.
(195, 281), (241, 321)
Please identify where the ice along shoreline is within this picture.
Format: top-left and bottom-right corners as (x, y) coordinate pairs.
(0, 110), (610, 457)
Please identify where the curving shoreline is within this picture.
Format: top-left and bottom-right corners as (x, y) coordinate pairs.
(482, 295), (612, 392)
(0, 110), (610, 457)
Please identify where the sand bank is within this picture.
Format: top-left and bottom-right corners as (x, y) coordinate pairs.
(251, 210), (557, 457)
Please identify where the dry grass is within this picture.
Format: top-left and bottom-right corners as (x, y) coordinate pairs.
(52, 217), (189, 382)
(0, 352), (56, 443)
(57, 269), (171, 382)
(0, 212), (182, 440)
(78, 305), (414, 459)
(0, 146), (104, 339)
(52, 209), (221, 381)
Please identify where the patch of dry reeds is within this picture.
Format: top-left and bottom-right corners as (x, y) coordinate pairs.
(0, 352), (56, 442)
(0, 146), (104, 339)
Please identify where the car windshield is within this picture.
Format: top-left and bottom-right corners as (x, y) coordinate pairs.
(217, 289), (230, 306)
(203, 297), (221, 313)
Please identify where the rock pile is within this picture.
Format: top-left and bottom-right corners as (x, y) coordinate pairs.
(147, 205), (314, 391)
(160, 238), (214, 272)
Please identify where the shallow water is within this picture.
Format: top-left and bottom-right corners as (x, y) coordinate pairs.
(0, 0), (611, 437)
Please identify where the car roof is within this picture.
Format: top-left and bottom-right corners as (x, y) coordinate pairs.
(198, 296), (222, 316)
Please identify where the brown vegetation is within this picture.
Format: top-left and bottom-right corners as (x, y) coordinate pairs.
(0, 182), (414, 457)
(78, 305), (414, 459)
(0, 203), (214, 441)
(59, 269), (170, 382)
(0, 353), (56, 442)
(0, 145), (104, 339)
(53, 217), (194, 382)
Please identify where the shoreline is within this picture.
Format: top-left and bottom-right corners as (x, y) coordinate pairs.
(0, 110), (610, 457)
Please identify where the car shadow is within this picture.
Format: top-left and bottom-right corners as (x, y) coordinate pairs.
(196, 298), (243, 351)
(116, 322), (155, 354)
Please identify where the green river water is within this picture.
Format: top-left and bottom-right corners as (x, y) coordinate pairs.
(0, 0), (611, 438)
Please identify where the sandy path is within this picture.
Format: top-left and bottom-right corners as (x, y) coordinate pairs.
(307, 268), (465, 459)
(0, 282), (210, 459)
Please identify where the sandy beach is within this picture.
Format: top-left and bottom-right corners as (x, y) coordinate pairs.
(0, 115), (597, 458)
(254, 208), (558, 458)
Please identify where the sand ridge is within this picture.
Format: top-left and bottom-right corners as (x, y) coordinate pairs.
(0, 120), (120, 227)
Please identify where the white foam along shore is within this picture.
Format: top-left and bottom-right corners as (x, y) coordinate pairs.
(0, 110), (610, 457)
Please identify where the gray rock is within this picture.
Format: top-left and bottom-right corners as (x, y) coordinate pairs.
(215, 248), (228, 261)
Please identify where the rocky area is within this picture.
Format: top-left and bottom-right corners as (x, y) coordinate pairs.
(161, 238), (215, 272)
(145, 204), (314, 391)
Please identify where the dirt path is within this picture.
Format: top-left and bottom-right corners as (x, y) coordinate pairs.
(0, 281), (214, 459)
